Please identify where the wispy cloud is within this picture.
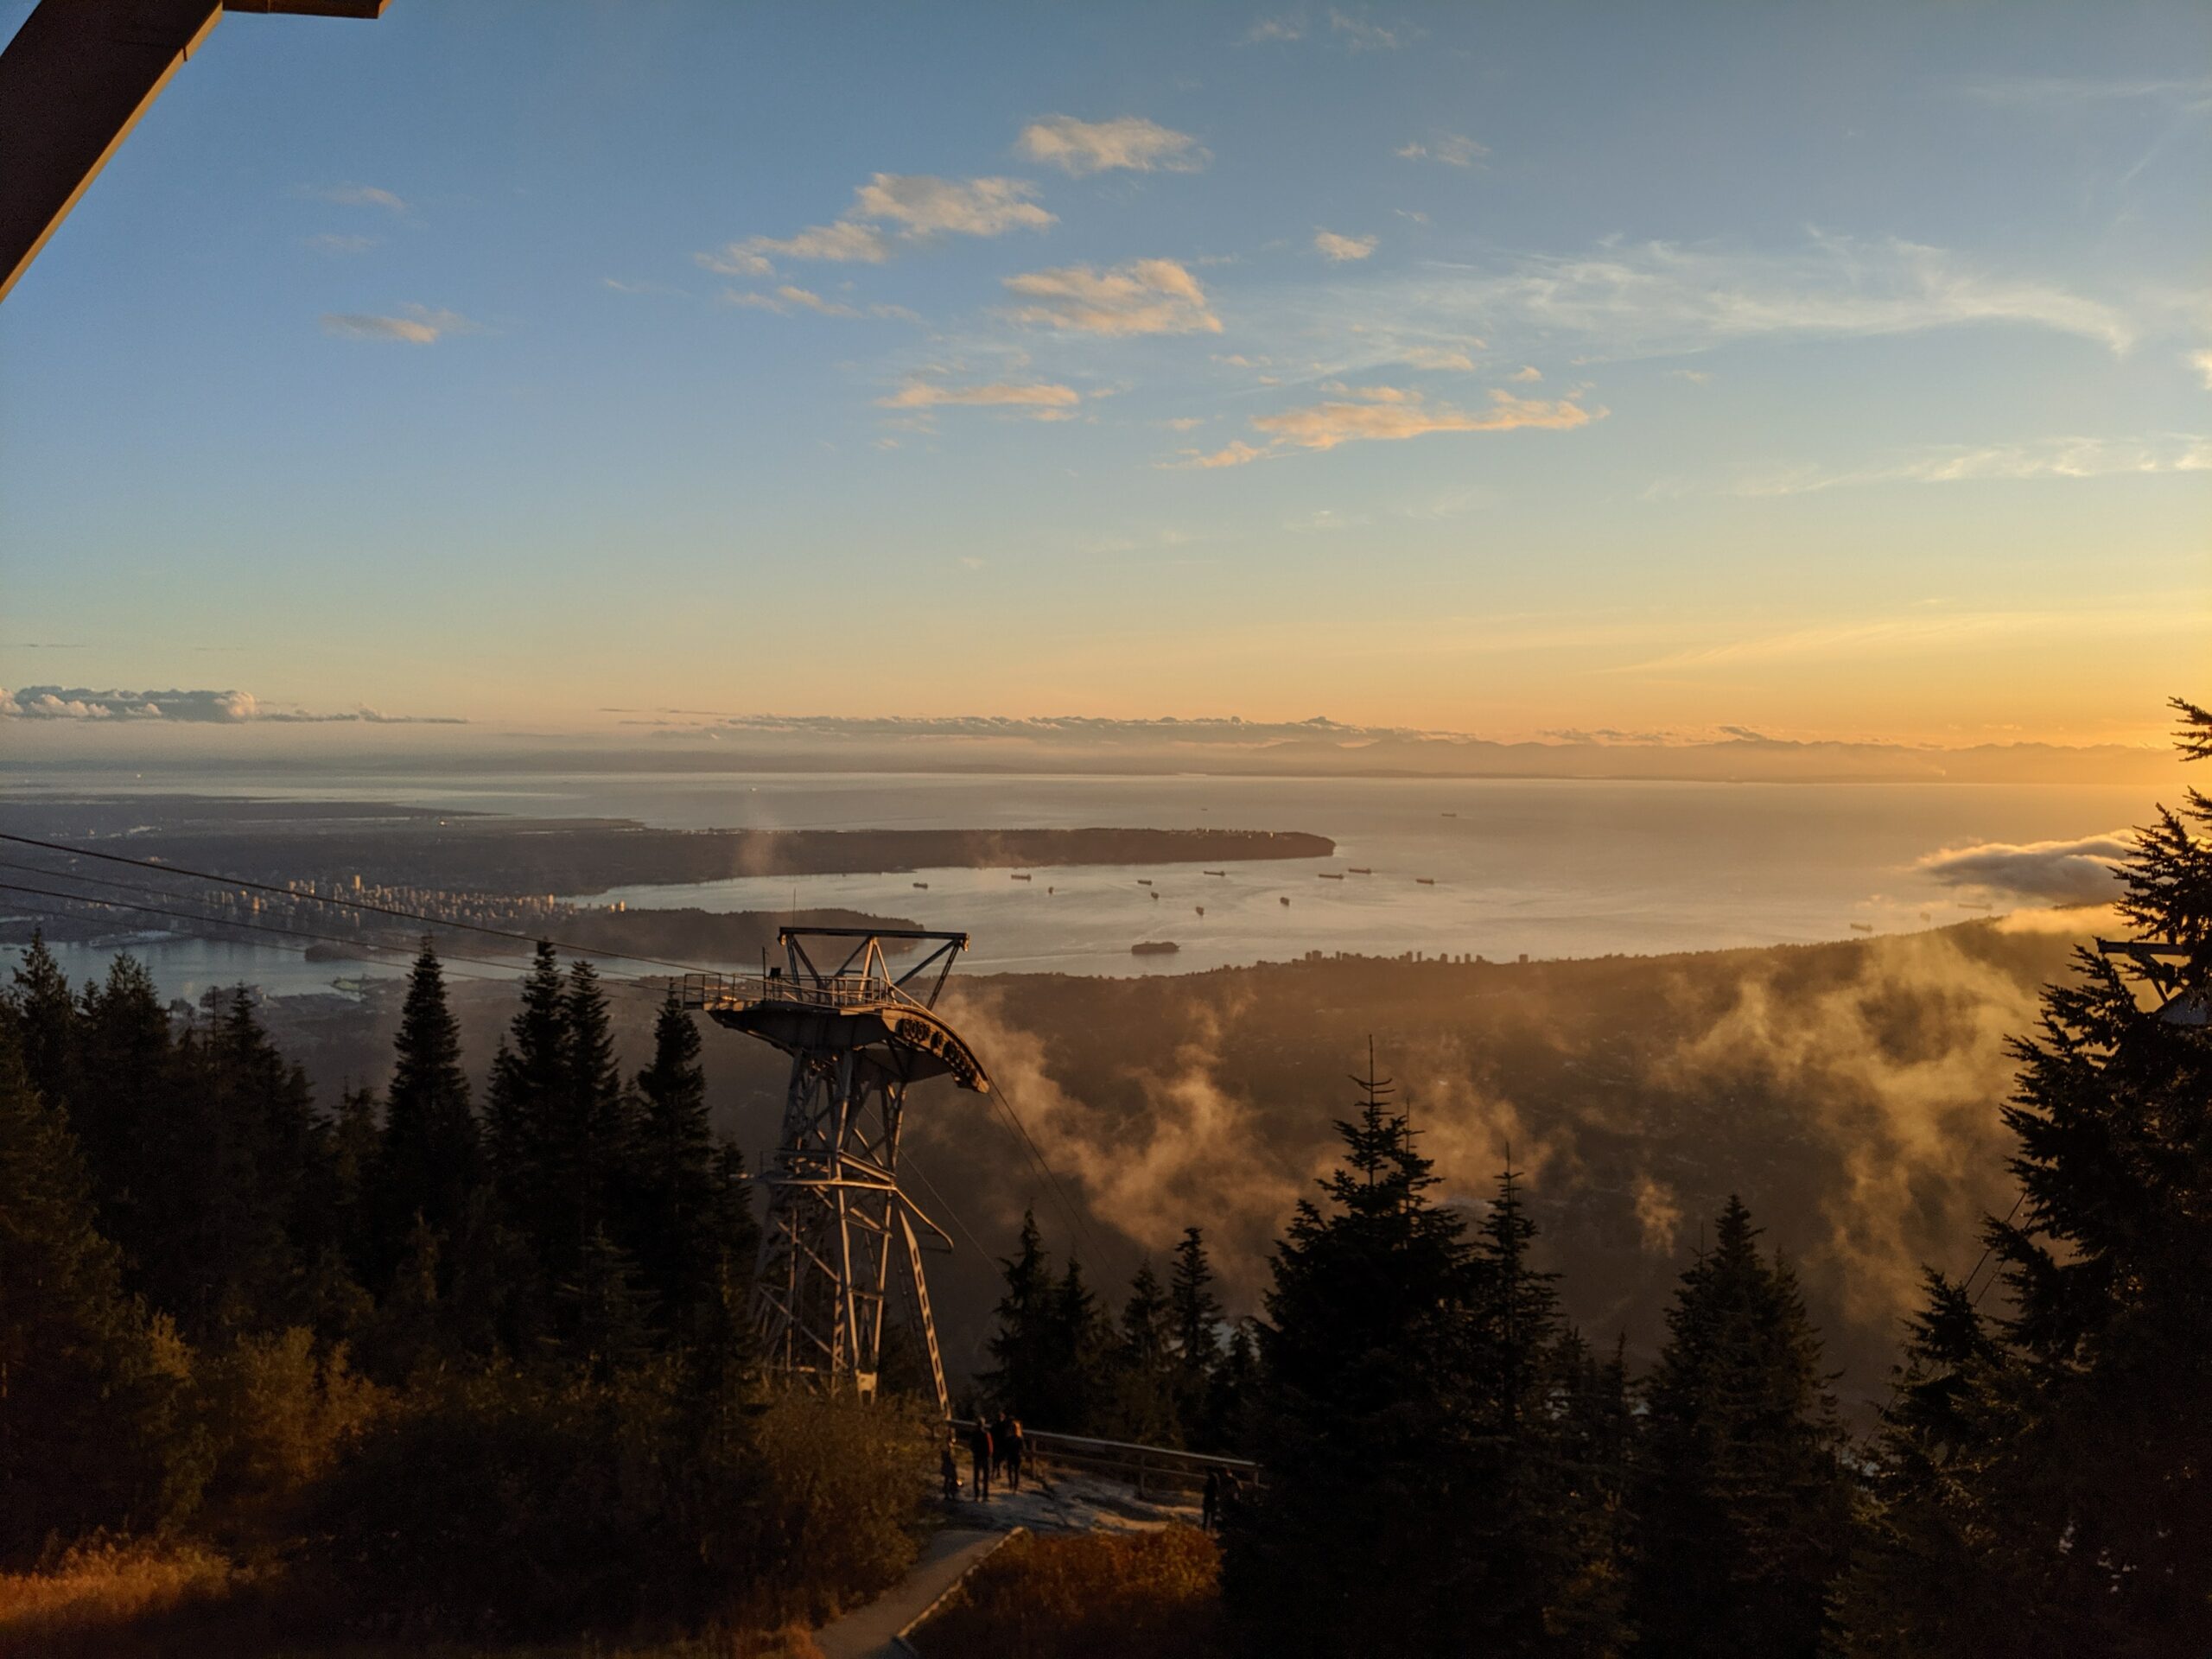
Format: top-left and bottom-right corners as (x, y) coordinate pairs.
(1395, 133), (1486, 167)
(1649, 434), (2212, 499)
(700, 220), (887, 275)
(877, 379), (1084, 419)
(298, 182), (407, 213)
(1314, 229), (1377, 262)
(1253, 385), (1598, 450)
(1328, 9), (1404, 50)
(1002, 258), (1221, 335)
(723, 284), (915, 321)
(1167, 384), (1598, 467)
(318, 303), (477, 344)
(1016, 115), (1208, 175)
(1243, 15), (1305, 43)
(1399, 345), (1481, 370)
(1962, 74), (2212, 111)
(1621, 605), (2206, 673)
(1165, 440), (1269, 469)
(2190, 348), (2212, 390)
(305, 232), (378, 256)
(699, 173), (1052, 277)
(1274, 234), (2139, 369)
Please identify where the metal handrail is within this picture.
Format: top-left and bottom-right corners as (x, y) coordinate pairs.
(679, 969), (929, 1015)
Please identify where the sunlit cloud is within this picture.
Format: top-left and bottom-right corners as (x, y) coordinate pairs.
(2190, 348), (2212, 389)
(1649, 434), (2212, 499)
(1314, 229), (1377, 262)
(318, 303), (477, 344)
(1002, 258), (1221, 335)
(1162, 440), (1269, 469)
(698, 173), (1052, 278)
(877, 379), (1084, 419)
(1508, 365), (1541, 382)
(1916, 832), (2133, 905)
(1399, 345), (1480, 370)
(0, 686), (462, 723)
(699, 220), (888, 274)
(1016, 115), (1208, 175)
(1252, 385), (1599, 450)
(852, 174), (1055, 238)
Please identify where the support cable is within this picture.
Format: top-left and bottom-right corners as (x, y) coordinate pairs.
(0, 880), (669, 1003)
(0, 830), (722, 977)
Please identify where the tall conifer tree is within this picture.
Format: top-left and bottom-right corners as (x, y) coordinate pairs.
(367, 944), (481, 1289)
(1631, 1196), (1850, 1659)
(1840, 697), (2212, 1657)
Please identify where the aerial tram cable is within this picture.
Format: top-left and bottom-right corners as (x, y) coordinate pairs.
(0, 880), (671, 1004)
(0, 830), (728, 979)
(4, 834), (1122, 1279)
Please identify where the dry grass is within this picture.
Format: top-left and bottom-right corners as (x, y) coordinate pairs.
(0, 1539), (247, 1656)
(912, 1525), (1226, 1659)
(0, 1541), (827, 1659)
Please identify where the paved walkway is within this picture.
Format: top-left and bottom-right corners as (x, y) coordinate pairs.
(811, 1468), (1205, 1656)
(812, 1528), (1006, 1659)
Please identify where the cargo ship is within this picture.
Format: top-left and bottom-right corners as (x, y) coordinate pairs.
(1131, 940), (1180, 957)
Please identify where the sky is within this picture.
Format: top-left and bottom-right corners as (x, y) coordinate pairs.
(2, 1), (2207, 751)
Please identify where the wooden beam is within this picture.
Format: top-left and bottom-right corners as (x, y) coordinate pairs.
(0, 0), (390, 305)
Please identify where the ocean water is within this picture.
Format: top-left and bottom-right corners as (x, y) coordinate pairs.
(6, 770), (2147, 996)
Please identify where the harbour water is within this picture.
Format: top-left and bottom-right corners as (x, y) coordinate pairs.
(4, 770), (2147, 997)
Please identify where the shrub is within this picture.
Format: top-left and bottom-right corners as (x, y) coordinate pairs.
(915, 1525), (1226, 1659)
(302, 1364), (931, 1641)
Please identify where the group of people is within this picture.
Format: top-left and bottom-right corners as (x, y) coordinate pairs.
(943, 1411), (1028, 1503)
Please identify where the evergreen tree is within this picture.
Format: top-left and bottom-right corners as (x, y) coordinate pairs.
(1224, 1071), (1482, 1657)
(487, 943), (574, 1287)
(0, 1031), (194, 1558)
(1046, 1254), (1112, 1432)
(630, 991), (721, 1343)
(1630, 1196), (1850, 1659)
(1839, 697), (2212, 1657)
(4, 931), (79, 1119)
(986, 1207), (1057, 1421)
(366, 944), (482, 1291)
(1104, 1260), (1180, 1444)
(1167, 1224), (1222, 1436)
(69, 955), (175, 1293)
(1201, 1317), (1259, 1453)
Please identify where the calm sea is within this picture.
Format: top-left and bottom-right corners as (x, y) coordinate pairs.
(5, 769), (2147, 1000)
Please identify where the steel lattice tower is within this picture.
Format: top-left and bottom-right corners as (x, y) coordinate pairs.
(681, 929), (988, 1415)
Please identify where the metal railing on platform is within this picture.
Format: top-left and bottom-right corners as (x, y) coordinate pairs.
(951, 1421), (1259, 1502)
(678, 969), (927, 1014)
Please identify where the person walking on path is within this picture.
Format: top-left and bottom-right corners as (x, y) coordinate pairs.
(1003, 1416), (1027, 1493)
(969, 1421), (994, 1502)
(941, 1430), (961, 1503)
(1202, 1468), (1221, 1532)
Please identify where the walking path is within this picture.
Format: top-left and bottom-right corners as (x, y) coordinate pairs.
(811, 1465), (1205, 1656)
(812, 1528), (1006, 1659)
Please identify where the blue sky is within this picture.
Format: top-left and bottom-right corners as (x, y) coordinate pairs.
(2, 1), (2206, 747)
